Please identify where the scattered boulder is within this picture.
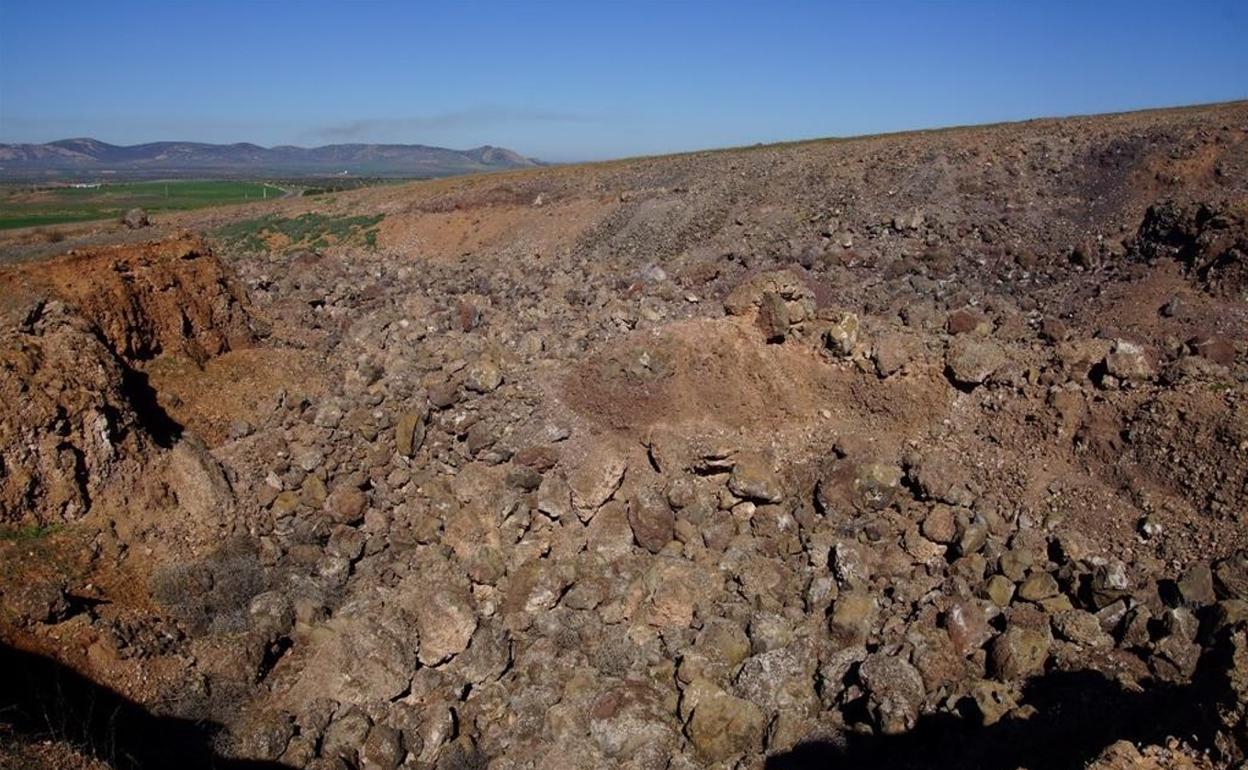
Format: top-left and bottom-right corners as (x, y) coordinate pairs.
(123, 207), (150, 229)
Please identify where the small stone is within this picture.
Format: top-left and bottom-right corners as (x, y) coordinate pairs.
(946, 338), (1006, 387)
(824, 312), (860, 356)
(686, 686), (767, 763)
(588, 683), (677, 760)
(322, 708), (371, 764)
(1103, 339), (1154, 381)
(395, 410), (428, 457)
(1212, 600), (1248, 633)
(728, 453), (784, 503)
(326, 485), (367, 525)
(956, 518), (989, 556)
(852, 462), (902, 512)
(361, 724), (403, 770)
(536, 473), (573, 520)
(569, 447), (628, 516)
(270, 490), (300, 516)
(300, 474), (327, 509)
(696, 619), (751, 668)
(1190, 334), (1235, 366)
(628, 487), (675, 553)
(1150, 634), (1200, 682)
(1215, 552), (1248, 600)
(945, 599), (993, 656)
(756, 291), (789, 343)
(122, 207), (150, 229)
(989, 625), (1051, 681)
(1017, 572), (1060, 602)
(921, 504), (958, 544)
(1091, 560), (1132, 608)
(1051, 610), (1113, 647)
(984, 575), (1015, 607)
(1177, 561), (1216, 608)
(1139, 515), (1164, 539)
(464, 358), (503, 393)
(859, 653), (925, 735)
(829, 591), (877, 644)
(402, 570), (477, 667)
(428, 381), (460, 409)
(872, 333), (918, 377)
(947, 307), (989, 335)
(969, 679), (1018, 726)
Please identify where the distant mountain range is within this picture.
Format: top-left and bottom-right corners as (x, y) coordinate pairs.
(0, 138), (541, 180)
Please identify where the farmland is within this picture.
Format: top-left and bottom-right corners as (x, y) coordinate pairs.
(0, 180), (289, 229)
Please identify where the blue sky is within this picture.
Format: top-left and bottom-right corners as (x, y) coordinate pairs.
(1, 0), (1245, 161)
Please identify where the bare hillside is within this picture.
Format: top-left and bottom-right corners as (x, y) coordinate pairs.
(2, 102), (1248, 770)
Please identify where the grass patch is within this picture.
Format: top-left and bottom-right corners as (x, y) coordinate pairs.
(0, 523), (60, 543)
(0, 180), (289, 230)
(212, 212), (384, 253)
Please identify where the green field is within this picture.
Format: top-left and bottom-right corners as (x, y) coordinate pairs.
(0, 180), (289, 230)
(213, 212), (384, 253)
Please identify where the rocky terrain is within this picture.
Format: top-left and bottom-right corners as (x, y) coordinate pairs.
(1, 101), (1247, 770)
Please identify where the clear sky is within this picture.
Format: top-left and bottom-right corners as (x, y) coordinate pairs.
(1, 0), (1245, 161)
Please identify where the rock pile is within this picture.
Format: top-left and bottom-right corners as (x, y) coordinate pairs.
(2, 103), (1248, 770)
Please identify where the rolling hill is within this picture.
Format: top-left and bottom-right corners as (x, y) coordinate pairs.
(0, 138), (540, 180)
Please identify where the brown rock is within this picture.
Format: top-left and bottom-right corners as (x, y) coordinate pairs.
(1190, 334), (1236, 366)
(945, 599), (994, 656)
(686, 686), (767, 763)
(395, 409), (428, 457)
(327, 485), (367, 525)
(628, 487), (675, 553)
(756, 290), (789, 343)
(946, 338), (1006, 387)
(569, 447), (628, 517)
(728, 453), (784, 503)
(989, 625), (1051, 681)
(947, 307), (990, 335)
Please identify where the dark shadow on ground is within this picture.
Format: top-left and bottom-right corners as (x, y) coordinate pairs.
(767, 666), (1223, 770)
(0, 642), (289, 770)
(119, 366), (182, 448)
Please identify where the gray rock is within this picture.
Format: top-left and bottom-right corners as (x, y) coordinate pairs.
(122, 207), (150, 229)
(569, 446), (628, 516)
(464, 358), (503, 393)
(859, 653), (925, 735)
(1104, 340), (1154, 381)
(403, 569), (478, 666)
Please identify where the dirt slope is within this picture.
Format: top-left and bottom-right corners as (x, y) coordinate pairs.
(2, 101), (1248, 770)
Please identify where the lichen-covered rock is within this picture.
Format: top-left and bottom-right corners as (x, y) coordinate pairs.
(859, 653), (926, 735)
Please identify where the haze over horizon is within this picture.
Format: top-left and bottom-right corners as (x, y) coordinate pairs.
(2, 0), (1246, 163)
